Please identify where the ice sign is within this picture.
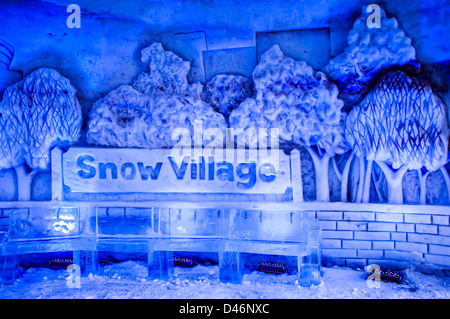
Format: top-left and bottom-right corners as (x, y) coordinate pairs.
(59, 147), (294, 196)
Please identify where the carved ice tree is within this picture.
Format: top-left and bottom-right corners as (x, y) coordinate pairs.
(323, 5), (418, 108)
(0, 68), (82, 201)
(230, 45), (348, 202)
(346, 70), (449, 204)
(202, 74), (253, 125)
(87, 43), (227, 149)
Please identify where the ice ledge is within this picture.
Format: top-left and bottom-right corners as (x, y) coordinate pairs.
(0, 201), (449, 215)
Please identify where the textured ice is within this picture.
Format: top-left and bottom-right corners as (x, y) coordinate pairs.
(202, 74), (253, 121)
(230, 44), (347, 155)
(346, 70), (449, 171)
(229, 45), (347, 201)
(1, 206), (322, 286)
(0, 68), (82, 200)
(346, 70), (449, 204)
(0, 68), (82, 171)
(323, 5), (418, 107)
(133, 43), (193, 97)
(87, 43), (227, 149)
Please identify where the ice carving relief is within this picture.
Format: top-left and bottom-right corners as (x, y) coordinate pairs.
(0, 68), (82, 201)
(87, 43), (227, 149)
(346, 70), (449, 204)
(323, 6), (419, 108)
(229, 44), (348, 202)
(0, 6), (448, 205)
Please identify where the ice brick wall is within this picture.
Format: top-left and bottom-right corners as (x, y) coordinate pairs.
(317, 208), (450, 271)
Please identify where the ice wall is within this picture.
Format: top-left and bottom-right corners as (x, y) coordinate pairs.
(1, 0), (448, 115)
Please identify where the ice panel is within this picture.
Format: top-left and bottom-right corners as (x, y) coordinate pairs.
(256, 28), (331, 69)
(202, 47), (257, 81)
(226, 240), (308, 256)
(10, 238), (82, 255)
(153, 238), (225, 253)
(6, 207), (80, 240)
(162, 208), (229, 238)
(229, 210), (317, 242)
(97, 207), (157, 237)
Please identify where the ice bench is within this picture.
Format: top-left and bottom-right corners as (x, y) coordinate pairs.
(0, 203), (322, 286)
(1, 147), (322, 286)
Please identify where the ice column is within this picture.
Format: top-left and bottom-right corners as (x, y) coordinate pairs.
(148, 251), (174, 280)
(0, 255), (17, 284)
(73, 250), (99, 276)
(298, 218), (322, 286)
(219, 251), (244, 284)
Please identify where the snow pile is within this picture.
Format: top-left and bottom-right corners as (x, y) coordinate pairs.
(87, 43), (226, 149)
(323, 5), (418, 107)
(202, 74), (253, 121)
(0, 261), (449, 299)
(0, 68), (82, 170)
(229, 44), (346, 155)
(346, 70), (449, 170)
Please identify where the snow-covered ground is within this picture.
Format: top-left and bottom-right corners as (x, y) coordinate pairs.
(0, 261), (449, 299)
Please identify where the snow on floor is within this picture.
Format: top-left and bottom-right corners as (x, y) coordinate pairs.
(0, 261), (449, 299)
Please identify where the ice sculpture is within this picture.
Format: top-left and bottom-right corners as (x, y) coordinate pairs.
(230, 45), (348, 201)
(323, 5), (418, 107)
(202, 74), (253, 123)
(0, 205), (322, 286)
(87, 43), (227, 148)
(346, 70), (449, 204)
(0, 68), (82, 200)
(133, 43), (202, 97)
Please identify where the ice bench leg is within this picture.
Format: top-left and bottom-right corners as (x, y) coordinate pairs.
(148, 251), (174, 281)
(297, 244), (322, 286)
(0, 255), (17, 284)
(73, 250), (99, 276)
(219, 251), (244, 284)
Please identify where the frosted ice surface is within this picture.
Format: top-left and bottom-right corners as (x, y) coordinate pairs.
(323, 5), (418, 106)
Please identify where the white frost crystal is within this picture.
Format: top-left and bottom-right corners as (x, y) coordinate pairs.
(87, 43), (226, 149)
(323, 5), (418, 106)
